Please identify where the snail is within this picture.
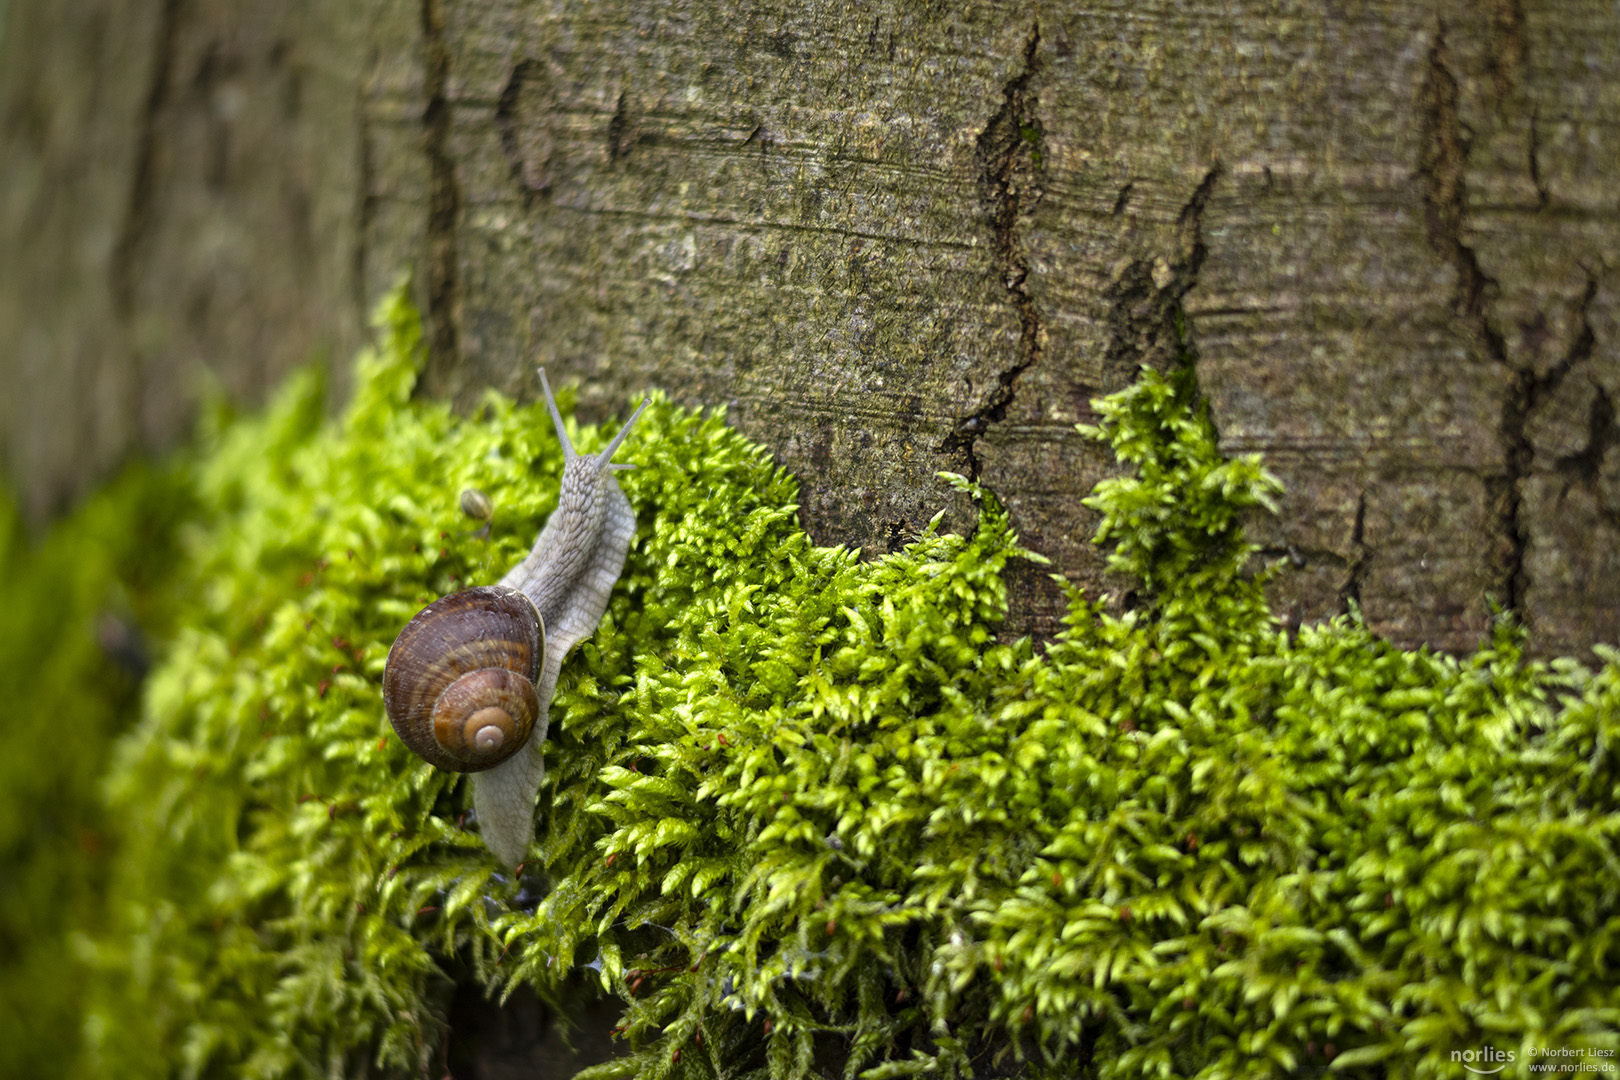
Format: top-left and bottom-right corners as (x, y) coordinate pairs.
(384, 369), (647, 866)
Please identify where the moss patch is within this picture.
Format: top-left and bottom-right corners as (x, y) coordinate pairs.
(0, 462), (192, 1080)
(6, 287), (1619, 1079)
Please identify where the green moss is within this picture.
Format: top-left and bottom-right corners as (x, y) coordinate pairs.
(0, 463), (193, 1080)
(7, 285), (1619, 1079)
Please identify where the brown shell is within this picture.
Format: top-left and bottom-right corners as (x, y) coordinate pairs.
(383, 585), (545, 772)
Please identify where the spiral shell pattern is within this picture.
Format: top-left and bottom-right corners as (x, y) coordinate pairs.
(383, 586), (544, 772)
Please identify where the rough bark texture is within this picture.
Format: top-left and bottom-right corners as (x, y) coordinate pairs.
(4, 2), (1620, 662)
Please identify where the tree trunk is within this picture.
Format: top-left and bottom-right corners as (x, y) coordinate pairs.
(5, 1), (1620, 1073)
(4, 6), (1619, 647)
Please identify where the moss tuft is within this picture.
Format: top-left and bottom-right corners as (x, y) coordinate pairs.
(5, 285), (1619, 1078)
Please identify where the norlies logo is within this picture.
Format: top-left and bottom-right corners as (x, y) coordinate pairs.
(1454, 1047), (1516, 1074)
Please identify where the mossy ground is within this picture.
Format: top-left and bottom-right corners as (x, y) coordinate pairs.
(2, 289), (1618, 1079)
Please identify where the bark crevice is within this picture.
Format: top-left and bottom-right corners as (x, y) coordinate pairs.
(1550, 280), (1610, 507)
(1101, 165), (1220, 392)
(607, 91), (633, 164)
(941, 21), (1045, 480)
(422, 0), (462, 379)
(495, 59), (549, 201)
(1486, 0), (1527, 108)
(1340, 493), (1370, 613)
(1527, 108), (1549, 209)
(1420, 23), (1528, 614)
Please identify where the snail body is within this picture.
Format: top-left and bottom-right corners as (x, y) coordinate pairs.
(384, 370), (647, 865)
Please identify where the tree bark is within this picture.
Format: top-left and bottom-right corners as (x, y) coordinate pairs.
(3, 1), (1619, 660)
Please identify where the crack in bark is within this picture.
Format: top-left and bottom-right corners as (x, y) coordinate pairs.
(1420, 24), (1532, 616)
(422, 0), (462, 377)
(495, 59), (553, 201)
(1527, 108), (1550, 209)
(1177, 168), (1220, 281)
(1555, 383), (1615, 491)
(1100, 166), (1220, 391)
(1496, 274), (1598, 609)
(1111, 181), (1134, 217)
(608, 91), (633, 163)
(111, 0), (183, 320)
(1419, 17), (1597, 630)
(1340, 493), (1369, 613)
(1420, 28), (1499, 355)
(939, 22), (1044, 480)
(1525, 276), (1598, 410)
(1487, 0), (1527, 109)
(1549, 280), (1607, 501)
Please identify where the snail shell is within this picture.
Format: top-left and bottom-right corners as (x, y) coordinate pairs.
(382, 586), (545, 772)
(459, 487), (494, 523)
(382, 369), (647, 866)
